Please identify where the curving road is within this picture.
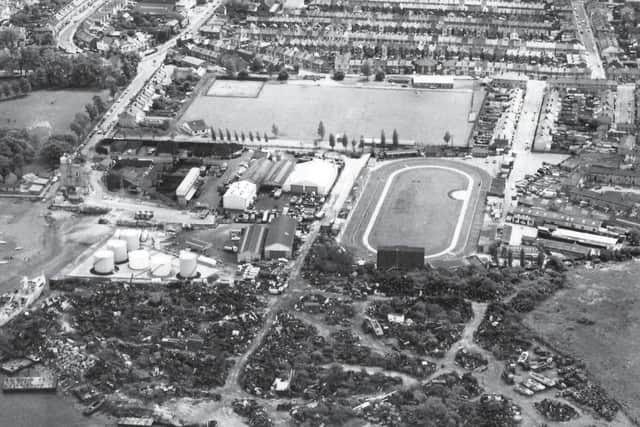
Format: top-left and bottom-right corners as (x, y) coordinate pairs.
(78, 1), (221, 158)
(56, 0), (111, 54)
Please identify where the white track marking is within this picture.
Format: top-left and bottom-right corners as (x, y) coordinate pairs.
(362, 165), (474, 260)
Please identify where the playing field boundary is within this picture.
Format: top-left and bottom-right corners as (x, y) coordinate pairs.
(361, 165), (474, 260)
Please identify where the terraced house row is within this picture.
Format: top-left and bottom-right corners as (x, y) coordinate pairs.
(191, 0), (590, 78)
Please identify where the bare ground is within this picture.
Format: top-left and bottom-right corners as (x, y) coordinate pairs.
(525, 261), (640, 425)
(0, 200), (113, 293)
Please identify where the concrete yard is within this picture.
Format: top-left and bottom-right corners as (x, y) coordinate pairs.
(181, 82), (474, 145)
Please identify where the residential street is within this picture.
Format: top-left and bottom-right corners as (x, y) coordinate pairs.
(78, 1), (221, 158)
(573, 0), (606, 79)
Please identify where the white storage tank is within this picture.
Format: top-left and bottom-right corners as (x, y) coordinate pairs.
(93, 249), (115, 274)
(129, 249), (150, 270)
(106, 239), (128, 263)
(179, 250), (198, 278)
(120, 229), (140, 252)
(150, 254), (172, 277)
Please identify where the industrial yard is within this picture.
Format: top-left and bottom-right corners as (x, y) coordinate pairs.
(4, 0), (640, 422)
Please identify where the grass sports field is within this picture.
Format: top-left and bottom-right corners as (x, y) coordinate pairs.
(0, 89), (106, 135)
(342, 159), (489, 261)
(181, 82), (474, 145)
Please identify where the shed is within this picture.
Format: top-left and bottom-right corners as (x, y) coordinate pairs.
(237, 225), (268, 263)
(264, 216), (297, 259)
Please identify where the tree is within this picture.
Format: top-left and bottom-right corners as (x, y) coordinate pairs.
(249, 131), (254, 141)
(106, 76), (118, 97)
(69, 122), (84, 139)
(40, 135), (75, 167)
(537, 250), (545, 269)
(256, 132), (261, 141)
(392, 129), (399, 148)
(264, 132), (269, 142)
(0, 155), (10, 182)
(250, 57), (263, 72)
(374, 69), (385, 82)
(507, 250), (513, 268)
(218, 128), (224, 140)
(361, 61), (372, 80)
(360, 135), (365, 152)
(211, 127), (216, 141)
(92, 95), (106, 114)
(10, 80), (20, 95)
(272, 123), (278, 136)
(241, 131), (246, 141)
(629, 228), (640, 246)
(351, 138), (357, 152)
(1, 82), (10, 97)
(277, 69), (289, 81)
(329, 133), (335, 150)
(234, 131), (239, 141)
(317, 121), (325, 140)
(380, 130), (386, 149)
(237, 69), (249, 80)
(332, 70), (345, 81)
(443, 131), (452, 146)
(18, 78), (30, 93)
(226, 129), (231, 141)
(520, 248), (525, 267)
(85, 103), (98, 121)
(341, 133), (348, 150)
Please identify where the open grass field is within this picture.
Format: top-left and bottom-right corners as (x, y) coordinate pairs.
(0, 89), (106, 136)
(206, 80), (265, 97)
(342, 159), (489, 261)
(181, 82), (474, 144)
(525, 261), (640, 424)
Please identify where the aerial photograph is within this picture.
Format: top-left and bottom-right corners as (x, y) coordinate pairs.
(2, 0), (640, 425)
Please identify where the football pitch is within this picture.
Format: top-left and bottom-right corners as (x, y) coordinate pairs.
(342, 159), (489, 261)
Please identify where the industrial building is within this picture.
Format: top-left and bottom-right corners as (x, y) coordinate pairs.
(237, 225), (268, 263)
(241, 158), (274, 187)
(377, 246), (425, 270)
(264, 216), (297, 260)
(175, 167), (200, 206)
(223, 180), (257, 211)
(508, 206), (603, 234)
(283, 159), (338, 195)
(262, 158), (296, 189)
(59, 154), (89, 190)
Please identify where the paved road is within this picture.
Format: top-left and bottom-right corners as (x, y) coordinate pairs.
(79, 2), (221, 158)
(572, 0), (606, 79)
(503, 80), (546, 213)
(56, 0), (110, 53)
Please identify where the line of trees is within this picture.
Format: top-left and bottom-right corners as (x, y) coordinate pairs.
(41, 95), (108, 167)
(0, 128), (36, 183)
(210, 127), (269, 143)
(0, 47), (139, 92)
(0, 78), (31, 100)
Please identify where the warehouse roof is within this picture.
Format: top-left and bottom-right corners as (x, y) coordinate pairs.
(265, 216), (297, 249)
(378, 245), (425, 254)
(176, 167), (200, 197)
(263, 158), (295, 187)
(239, 225), (268, 257)
(241, 158), (273, 186)
(225, 180), (257, 199)
(284, 159), (338, 193)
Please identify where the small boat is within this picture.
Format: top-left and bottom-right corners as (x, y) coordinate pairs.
(83, 397), (105, 416)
